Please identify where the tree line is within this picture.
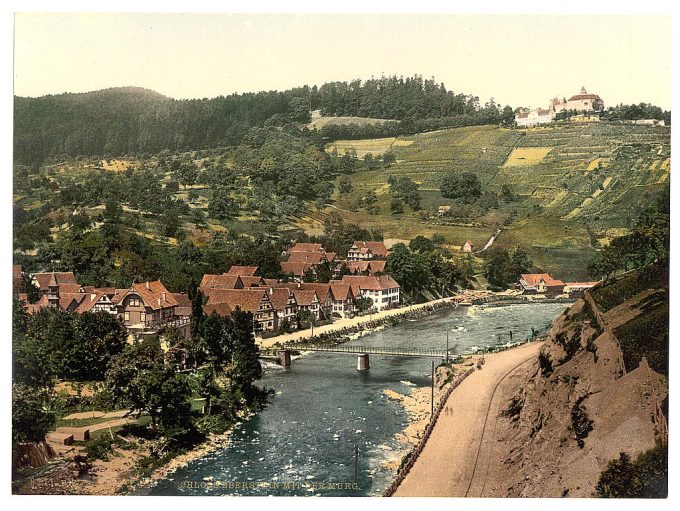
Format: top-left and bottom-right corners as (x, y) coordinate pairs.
(14, 76), (513, 164)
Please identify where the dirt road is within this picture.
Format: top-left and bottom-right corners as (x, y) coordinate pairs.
(393, 340), (544, 497)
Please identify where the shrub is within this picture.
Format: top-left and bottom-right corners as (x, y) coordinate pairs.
(596, 443), (667, 497)
(571, 396), (593, 448)
(85, 436), (114, 461)
(538, 349), (553, 376)
(501, 395), (524, 423)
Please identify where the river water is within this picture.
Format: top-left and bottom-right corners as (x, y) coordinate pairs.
(146, 302), (566, 497)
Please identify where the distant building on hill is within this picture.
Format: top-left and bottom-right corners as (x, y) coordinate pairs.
(515, 107), (556, 127)
(551, 86), (604, 113)
(516, 86), (604, 127)
(461, 240), (474, 253)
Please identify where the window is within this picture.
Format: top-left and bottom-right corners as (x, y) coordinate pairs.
(129, 297), (140, 307)
(124, 312), (130, 321)
(140, 312), (146, 322)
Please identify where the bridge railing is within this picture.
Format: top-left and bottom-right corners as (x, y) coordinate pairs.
(278, 344), (455, 358)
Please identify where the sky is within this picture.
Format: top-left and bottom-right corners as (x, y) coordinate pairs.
(13, 13), (672, 109)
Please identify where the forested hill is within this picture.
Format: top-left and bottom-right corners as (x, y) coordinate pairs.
(14, 75), (511, 164)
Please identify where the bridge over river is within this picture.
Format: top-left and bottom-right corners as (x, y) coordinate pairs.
(266, 344), (460, 370)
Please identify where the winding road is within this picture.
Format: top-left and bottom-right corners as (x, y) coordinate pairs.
(393, 340), (543, 497)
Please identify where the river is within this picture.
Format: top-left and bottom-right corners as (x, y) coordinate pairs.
(145, 302), (567, 497)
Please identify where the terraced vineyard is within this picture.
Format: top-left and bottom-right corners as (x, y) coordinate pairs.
(317, 122), (670, 280)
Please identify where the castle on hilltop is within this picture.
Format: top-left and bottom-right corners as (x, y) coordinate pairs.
(515, 86), (604, 127)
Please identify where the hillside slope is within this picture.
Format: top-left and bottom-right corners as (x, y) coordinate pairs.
(323, 122), (670, 279)
(480, 267), (668, 497)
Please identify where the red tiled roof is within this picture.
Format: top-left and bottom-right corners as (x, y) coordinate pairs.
(329, 282), (353, 301)
(200, 274), (243, 289)
(59, 293), (87, 311)
(280, 261), (316, 277)
(287, 251), (326, 264)
(110, 289), (128, 305)
(33, 272), (78, 291)
(351, 241), (389, 257)
(347, 260), (387, 274)
(76, 291), (108, 313)
(239, 276), (265, 287)
(520, 273), (564, 288)
(291, 289), (319, 306)
(341, 275), (400, 292)
(13, 265), (22, 279)
(300, 283), (332, 301)
(262, 278), (279, 286)
(172, 292), (192, 316)
(203, 302), (233, 317)
(172, 292), (192, 308)
(287, 243), (324, 253)
(203, 288), (270, 313)
(264, 287), (296, 311)
(59, 283), (85, 294)
(225, 265), (259, 276)
(121, 281), (178, 311)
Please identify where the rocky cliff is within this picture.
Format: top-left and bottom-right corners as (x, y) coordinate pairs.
(483, 268), (668, 497)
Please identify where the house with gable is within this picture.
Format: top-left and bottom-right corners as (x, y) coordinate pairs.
(516, 273), (565, 297)
(347, 241), (390, 261)
(201, 288), (276, 333)
(340, 275), (400, 311)
(115, 280), (183, 337)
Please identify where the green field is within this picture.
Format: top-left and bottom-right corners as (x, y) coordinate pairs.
(311, 122), (670, 280)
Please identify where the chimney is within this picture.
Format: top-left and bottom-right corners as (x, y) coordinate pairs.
(157, 298), (161, 306)
(145, 281), (150, 289)
(162, 292), (167, 301)
(269, 287), (273, 295)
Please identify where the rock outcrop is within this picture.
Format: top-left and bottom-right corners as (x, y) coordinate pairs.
(483, 272), (668, 497)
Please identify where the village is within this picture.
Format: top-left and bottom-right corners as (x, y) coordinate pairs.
(13, 238), (598, 345)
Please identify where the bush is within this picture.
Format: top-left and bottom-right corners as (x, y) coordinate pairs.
(538, 349), (553, 376)
(596, 443), (668, 497)
(85, 436), (114, 461)
(501, 395), (524, 423)
(571, 396), (593, 448)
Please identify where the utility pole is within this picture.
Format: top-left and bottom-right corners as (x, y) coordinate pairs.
(431, 360), (435, 417)
(446, 331), (449, 364)
(509, 330), (513, 342)
(353, 444), (359, 494)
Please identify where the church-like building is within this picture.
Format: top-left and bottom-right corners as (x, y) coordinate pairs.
(551, 86), (605, 113)
(515, 86), (605, 127)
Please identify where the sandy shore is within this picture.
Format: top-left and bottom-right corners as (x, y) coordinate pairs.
(381, 363), (476, 472)
(393, 340), (544, 497)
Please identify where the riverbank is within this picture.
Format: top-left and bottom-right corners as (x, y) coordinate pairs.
(126, 408), (255, 494)
(257, 296), (458, 348)
(381, 360), (477, 472)
(392, 340), (545, 497)
(258, 291), (574, 350)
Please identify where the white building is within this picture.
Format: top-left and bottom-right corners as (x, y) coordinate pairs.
(340, 275), (400, 311)
(515, 107), (555, 127)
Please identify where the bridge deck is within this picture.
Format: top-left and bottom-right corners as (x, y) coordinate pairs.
(279, 344), (457, 358)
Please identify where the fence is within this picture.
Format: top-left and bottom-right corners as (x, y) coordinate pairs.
(382, 366), (476, 497)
